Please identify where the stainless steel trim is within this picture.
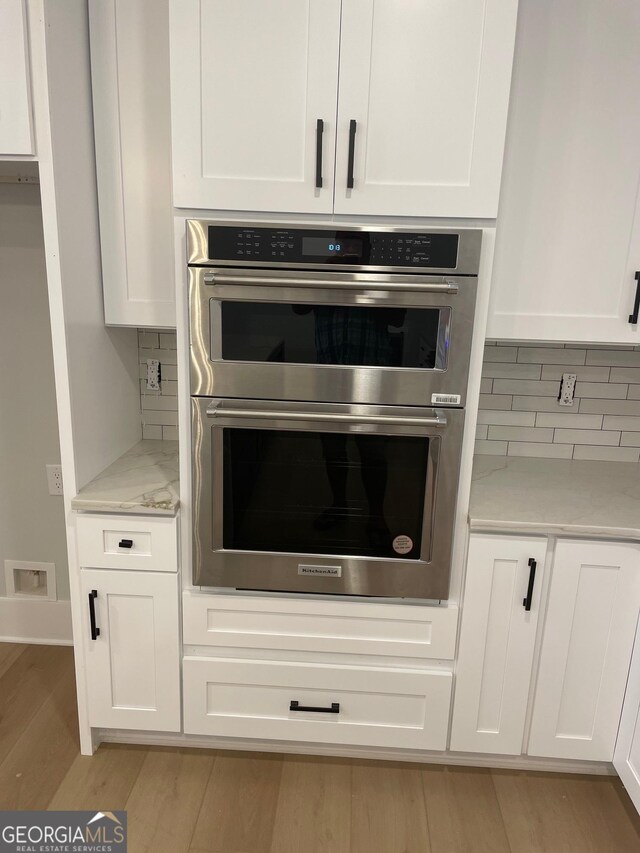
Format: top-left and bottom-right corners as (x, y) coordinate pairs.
(206, 400), (447, 428)
(191, 397), (465, 599)
(202, 269), (459, 294)
(186, 219), (483, 276)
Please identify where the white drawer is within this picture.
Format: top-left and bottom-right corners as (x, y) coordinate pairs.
(183, 592), (458, 660)
(183, 656), (452, 750)
(76, 513), (178, 572)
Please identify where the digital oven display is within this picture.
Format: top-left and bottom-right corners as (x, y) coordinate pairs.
(302, 236), (364, 259)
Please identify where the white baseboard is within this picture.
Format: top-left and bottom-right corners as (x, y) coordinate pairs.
(0, 596), (73, 645)
(96, 729), (614, 776)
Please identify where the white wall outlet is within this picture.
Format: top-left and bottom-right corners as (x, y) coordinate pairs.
(146, 358), (161, 391)
(4, 560), (57, 600)
(46, 464), (63, 495)
(558, 373), (577, 407)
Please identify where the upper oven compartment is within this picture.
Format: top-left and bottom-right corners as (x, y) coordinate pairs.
(189, 266), (477, 407)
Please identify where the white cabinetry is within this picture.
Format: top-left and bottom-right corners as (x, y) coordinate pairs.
(450, 534), (547, 755)
(334, 0), (518, 218)
(488, 0), (640, 344)
(614, 614), (640, 813)
(169, 0), (517, 217)
(89, 0), (175, 327)
(170, 0), (341, 213)
(0, 0), (33, 156)
(529, 540), (640, 761)
(80, 568), (180, 731)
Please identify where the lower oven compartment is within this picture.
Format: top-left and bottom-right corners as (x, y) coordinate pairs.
(183, 656), (452, 750)
(192, 398), (465, 599)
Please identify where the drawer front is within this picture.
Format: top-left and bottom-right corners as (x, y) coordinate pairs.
(183, 592), (458, 660)
(76, 513), (178, 572)
(183, 656), (452, 750)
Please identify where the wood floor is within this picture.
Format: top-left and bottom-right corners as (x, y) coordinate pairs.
(1, 643), (639, 853)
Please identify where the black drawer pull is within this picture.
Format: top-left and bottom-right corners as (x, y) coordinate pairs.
(629, 271), (640, 324)
(347, 119), (357, 189)
(290, 700), (340, 714)
(522, 557), (537, 612)
(118, 539), (133, 549)
(315, 118), (324, 188)
(88, 589), (100, 640)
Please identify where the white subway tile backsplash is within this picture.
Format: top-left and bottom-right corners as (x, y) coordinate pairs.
(479, 342), (640, 463)
(573, 445), (640, 462)
(507, 442), (573, 459)
(554, 429), (621, 446)
(574, 382), (628, 399)
(475, 439), (508, 456)
(493, 379), (560, 396)
(540, 364), (610, 382)
(138, 329), (179, 440)
(482, 363), (542, 380)
(476, 424), (489, 440)
(517, 347), (586, 365)
(483, 346), (518, 363)
(535, 412), (603, 429)
(488, 426), (554, 443)
(477, 410), (536, 427)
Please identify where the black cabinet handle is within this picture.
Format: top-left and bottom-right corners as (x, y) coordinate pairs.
(347, 119), (357, 189)
(88, 589), (100, 640)
(629, 271), (640, 324)
(290, 700), (340, 714)
(315, 119), (324, 189)
(522, 558), (537, 612)
(118, 539), (133, 549)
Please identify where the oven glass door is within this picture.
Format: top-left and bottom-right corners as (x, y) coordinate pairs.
(223, 426), (429, 561)
(219, 301), (447, 370)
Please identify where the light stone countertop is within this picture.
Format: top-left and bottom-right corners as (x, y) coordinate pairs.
(470, 455), (640, 540)
(71, 440), (179, 515)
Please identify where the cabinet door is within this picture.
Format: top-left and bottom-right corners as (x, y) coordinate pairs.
(614, 613), (640, 815)
(333, 0), (517, 218)
(89, 0), (175, 327)
(0, 0), (33, 155)
(488, 0), (640, 344)
(80, 569), (180, 731)
(170, 0), (341, 213)
(450, 534), (547, 755)
(529, 540), (640, 761)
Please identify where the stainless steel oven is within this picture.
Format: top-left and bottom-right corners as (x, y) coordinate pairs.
(192, 397), (464, 599)
(188, 220), (481, 407)
(188, 220), (481, 599)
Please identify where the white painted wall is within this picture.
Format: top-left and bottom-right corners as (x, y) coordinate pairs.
(0, 181), (68, 598)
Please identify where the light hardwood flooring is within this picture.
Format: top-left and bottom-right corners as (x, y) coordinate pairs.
(0, 642), (639, 852)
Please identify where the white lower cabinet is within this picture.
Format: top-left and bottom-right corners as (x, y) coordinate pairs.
(614, 613), (640, 812)
(81, 569), (180, 731)
(183, 656), (452, 750)
(528, 540), (640, 761)
(450, 534), (547, 755)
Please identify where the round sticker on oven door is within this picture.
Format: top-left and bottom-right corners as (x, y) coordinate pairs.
(393, 535), (413, 555)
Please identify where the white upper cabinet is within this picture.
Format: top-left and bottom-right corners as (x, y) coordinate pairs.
(488, 0), (640, 344)
(170, 0), (341, 213)
(528, 539), (640, 762)
(89, 0), (175, 327)
(334, 0), (518, 218)
(0, 0), (33, 156)
(169, 0), (517, 217)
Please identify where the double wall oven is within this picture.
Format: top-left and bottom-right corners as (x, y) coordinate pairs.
(189, 221), (481, 599)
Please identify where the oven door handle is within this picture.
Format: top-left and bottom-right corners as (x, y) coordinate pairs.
(203, 271), (459, 295)
(206, 404), (447, 429)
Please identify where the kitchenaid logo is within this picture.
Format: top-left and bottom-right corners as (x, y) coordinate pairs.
(298, 564), (342, 577)
(0, 810), (127, 853)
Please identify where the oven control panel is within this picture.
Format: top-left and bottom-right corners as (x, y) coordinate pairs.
(207, 226), (459, 269)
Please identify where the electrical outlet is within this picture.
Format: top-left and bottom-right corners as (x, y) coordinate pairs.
(558, 373), (577, 407)
(146, 358), (161, 391)
(46, 464), (63, 495)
